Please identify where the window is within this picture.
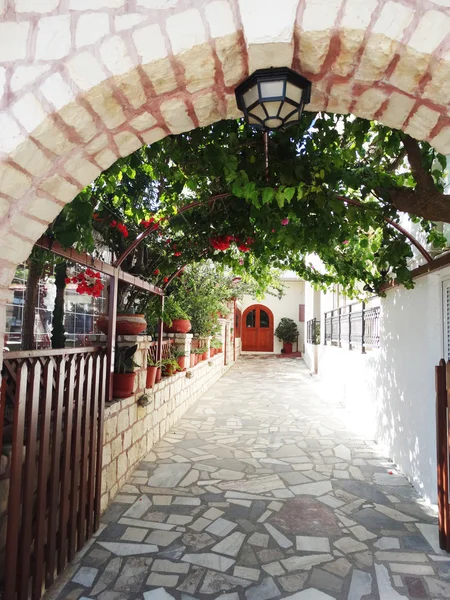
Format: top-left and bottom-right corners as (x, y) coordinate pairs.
(246, 309), (256, 328)
(260, 309), (270, 328)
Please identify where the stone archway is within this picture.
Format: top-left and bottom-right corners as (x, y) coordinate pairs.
(1, 0), (450, 347)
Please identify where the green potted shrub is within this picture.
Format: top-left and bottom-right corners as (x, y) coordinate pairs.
(275, 318), (298, 354)
(113, 344), (140, 398)
(163, 297), (192, 333)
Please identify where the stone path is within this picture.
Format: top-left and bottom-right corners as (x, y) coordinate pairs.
(49, 356), (450, 600)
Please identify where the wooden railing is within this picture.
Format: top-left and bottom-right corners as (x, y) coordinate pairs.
(147, 339), (173, 363)
(1, 346), (108, 600)
(436, 359), (450, 553)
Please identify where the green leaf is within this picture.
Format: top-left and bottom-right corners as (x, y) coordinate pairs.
(262, 188), (275, 204)
(284, 187), (295, 203)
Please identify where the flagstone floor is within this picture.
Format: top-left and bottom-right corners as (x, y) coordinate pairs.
(49, 355), (450, 600)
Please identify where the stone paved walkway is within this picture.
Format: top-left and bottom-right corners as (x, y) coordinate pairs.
(50, 356), (450, 600)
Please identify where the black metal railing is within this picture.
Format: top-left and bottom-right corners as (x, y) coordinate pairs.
(324, 303), (380, 353)
(306, 318), (320, 345)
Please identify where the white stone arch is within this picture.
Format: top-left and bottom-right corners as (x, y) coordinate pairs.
(1, 0), (450, 341)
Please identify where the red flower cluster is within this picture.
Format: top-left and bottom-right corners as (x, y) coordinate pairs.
(163, 277), (169, 283)
(110, 220), (129, 238)
(210, 235), (255, 253)
(153, 269), (160, 275)
(65, 269), (104, 298)
(141, 217), (159, 231)
(174, 251), (182, 257)
(237, 237), (255, 252)
(210, 235), (235, 251)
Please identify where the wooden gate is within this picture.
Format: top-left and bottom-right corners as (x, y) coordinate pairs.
(435, 359), (450, 552)
(1, 346), (107, 600)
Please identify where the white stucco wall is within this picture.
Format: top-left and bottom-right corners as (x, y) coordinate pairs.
(313, 266), (450, 505)
(241, 279), (305, 354)
(303, 282), (320, 372)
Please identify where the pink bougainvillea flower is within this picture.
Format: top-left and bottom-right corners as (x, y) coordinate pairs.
(343, 240), (349, 245)
(110, 220), (117, 228)
(239, 259), (244, 265)
(271, 228), (275, 233)
(281, 218), (289, 226)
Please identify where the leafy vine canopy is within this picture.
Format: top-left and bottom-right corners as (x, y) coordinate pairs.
(49, 112), (450, 298)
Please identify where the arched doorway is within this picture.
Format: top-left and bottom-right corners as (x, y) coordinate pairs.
(242, 304), (274, 352)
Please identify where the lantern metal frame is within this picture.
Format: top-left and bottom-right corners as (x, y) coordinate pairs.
(235, 67), (312, 132)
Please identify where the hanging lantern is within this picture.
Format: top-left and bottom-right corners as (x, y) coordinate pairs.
(235, 67), (312, 131)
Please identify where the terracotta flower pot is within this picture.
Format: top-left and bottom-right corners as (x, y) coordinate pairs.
(190, 353), (196, 368)
(283, 342), (293, 354)
(155, 367), (162, 383)
(164, 363), (177, 377)
(113, 372), (136, 399)
(163, 319), (192, 334)
(218, 347), (223, 353)
(177, 356), (186, 371)
(97, 313), (147, 336)
(146, 366), (158, 388)
(202, 351), (208, 361)
(210, 348), (216, 357)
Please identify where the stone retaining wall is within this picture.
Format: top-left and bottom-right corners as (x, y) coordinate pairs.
(100, 335), (233, 512)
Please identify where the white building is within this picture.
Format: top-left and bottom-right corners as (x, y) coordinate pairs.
(239, 273), (305, 355)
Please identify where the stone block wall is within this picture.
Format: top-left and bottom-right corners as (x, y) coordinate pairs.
(100, 332), (233, 512)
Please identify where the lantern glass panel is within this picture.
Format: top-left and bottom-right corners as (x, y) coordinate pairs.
(265, 117), (283, 129)
(260, 79), (284, 99)
(250, 103), (267, 121)
(279, 101), (296, 119)
(243, 85), (259, 109)
(286, 81), (302, 104)
(286, 111), (300, 123)
(263, 101), (283, 119)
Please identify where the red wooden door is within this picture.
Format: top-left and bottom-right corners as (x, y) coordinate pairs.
(242, 305), (274, 352)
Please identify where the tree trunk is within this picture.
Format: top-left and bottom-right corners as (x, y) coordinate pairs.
(51, 262), (67, 349)
(22, 259), (43, 350)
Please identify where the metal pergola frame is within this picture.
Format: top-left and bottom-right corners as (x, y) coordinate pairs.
(33, 190), (436, 400)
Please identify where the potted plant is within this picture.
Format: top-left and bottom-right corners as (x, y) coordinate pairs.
(162, 357), (180, 377)
(97, 311), (147, 336)
(171, 347), (188, 371)
(199, 346), (209, 361)
(146, 355), (162, 388)
(113, 344), (139, 398)
(275, 317), (299, 354)
(163, 297), (192, 334)
(211, 339), (223, 353)
(190, 348), (196, 368)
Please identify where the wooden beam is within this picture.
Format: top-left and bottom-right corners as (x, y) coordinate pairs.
(35, 237), (164, 295)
